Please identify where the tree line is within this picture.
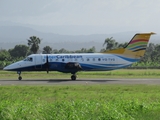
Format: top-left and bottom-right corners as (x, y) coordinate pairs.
(0, 36), (160, 68)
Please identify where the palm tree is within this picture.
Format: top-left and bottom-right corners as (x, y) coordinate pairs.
(103, 37), (118, 50)
(27, 36), (41, 54)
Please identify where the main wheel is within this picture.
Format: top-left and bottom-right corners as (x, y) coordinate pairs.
(18, 76), (22, 80)
(71, 75), (76, 80)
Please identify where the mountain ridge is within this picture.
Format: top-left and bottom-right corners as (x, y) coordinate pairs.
(0, 25), (158, 51)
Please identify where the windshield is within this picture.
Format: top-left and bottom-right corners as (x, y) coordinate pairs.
(24, 57), (33, 62)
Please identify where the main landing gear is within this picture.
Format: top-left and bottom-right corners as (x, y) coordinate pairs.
(71, 74), (77, 80)
(17, 71), (22, 80)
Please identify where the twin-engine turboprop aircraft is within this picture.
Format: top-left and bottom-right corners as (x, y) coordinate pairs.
(3, 32), (155, 80)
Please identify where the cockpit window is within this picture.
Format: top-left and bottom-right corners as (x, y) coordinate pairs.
(24, 57), (33, 62)
(29, 57), (33, 61)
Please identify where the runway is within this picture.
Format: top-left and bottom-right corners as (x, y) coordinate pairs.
(0, 78), (160, 85)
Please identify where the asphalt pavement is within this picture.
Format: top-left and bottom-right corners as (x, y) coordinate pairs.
(0, 78), (159, 85)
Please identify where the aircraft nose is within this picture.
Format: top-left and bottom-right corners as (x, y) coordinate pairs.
(3, 65), (12, 71)
(3, 66), (7, 70)
(3, 62), (20, 71)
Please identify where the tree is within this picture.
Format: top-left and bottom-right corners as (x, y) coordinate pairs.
(43, 46), (52, 54)
(100, 48), (106, 52)
(118, 42), (128, 48)
(52, 49), (59, 54)
(0, 49), (11, 61)
(8, 45), (29, 58)
(152, 44), (160, 62)
(87, 46), (96, 53)
(80, 48), (87, 53)
(103, 37), (118, 50)
(59, 48), (68, 53)
(27, 36), (41, 54)
(143, 43), (155, 62)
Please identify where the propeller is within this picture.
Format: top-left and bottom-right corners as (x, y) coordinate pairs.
(45, 55), (49, 73)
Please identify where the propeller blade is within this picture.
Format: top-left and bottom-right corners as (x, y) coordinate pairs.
(46, 55), (49, 73)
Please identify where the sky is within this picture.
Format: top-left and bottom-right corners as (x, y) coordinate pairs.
(0, 0), (160, 35)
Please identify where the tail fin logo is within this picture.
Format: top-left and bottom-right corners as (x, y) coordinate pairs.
(125, 39), (148, 52)
(125, 32), (155, 52)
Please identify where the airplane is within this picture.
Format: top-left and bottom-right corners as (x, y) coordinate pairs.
(3, 32), (155, 80)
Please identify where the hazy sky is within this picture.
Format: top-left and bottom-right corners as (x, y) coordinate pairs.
(1, 0), (160, 34)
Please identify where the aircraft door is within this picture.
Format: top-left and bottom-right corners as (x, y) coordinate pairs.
(35, 55), (42, 69)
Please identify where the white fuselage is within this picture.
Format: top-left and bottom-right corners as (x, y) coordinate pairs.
(3, 53), (136, 73)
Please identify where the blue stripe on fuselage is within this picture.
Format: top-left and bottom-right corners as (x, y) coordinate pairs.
(115, 55), (139, 62)
(8, 61), (132, 73)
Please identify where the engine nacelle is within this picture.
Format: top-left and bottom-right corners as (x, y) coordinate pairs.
(65, 62), (82, 70)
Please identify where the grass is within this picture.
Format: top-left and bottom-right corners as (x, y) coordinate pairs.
(1, 69), (160, 119)
(1, 69), (160, 79)
(0, 85), (160, 119)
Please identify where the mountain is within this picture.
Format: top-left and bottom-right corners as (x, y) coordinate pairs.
(0, 25), (158, 51)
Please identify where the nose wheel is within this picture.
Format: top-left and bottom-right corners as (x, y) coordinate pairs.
(71, 74), (77, 80)
(17, 71), (22, 80)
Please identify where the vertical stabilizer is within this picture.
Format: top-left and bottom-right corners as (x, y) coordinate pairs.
(123, 32), (155, 58)
(104, 32), (155, 59)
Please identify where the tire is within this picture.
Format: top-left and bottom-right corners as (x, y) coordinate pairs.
(71, 75), (76, 80)
(18, 76), (22, 80)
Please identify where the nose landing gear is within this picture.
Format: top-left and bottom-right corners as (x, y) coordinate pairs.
(17, 71), (22, 80)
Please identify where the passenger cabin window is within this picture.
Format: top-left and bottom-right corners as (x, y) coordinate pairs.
(56, 59), (59, 61)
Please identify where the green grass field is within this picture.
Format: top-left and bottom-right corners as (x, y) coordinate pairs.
(0, 85), (160, 120)
(1, 69), (160, 119)
(1, 69), (160, 79)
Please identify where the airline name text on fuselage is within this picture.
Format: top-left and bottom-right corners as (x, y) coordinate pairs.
(44, 55), (83, 59)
